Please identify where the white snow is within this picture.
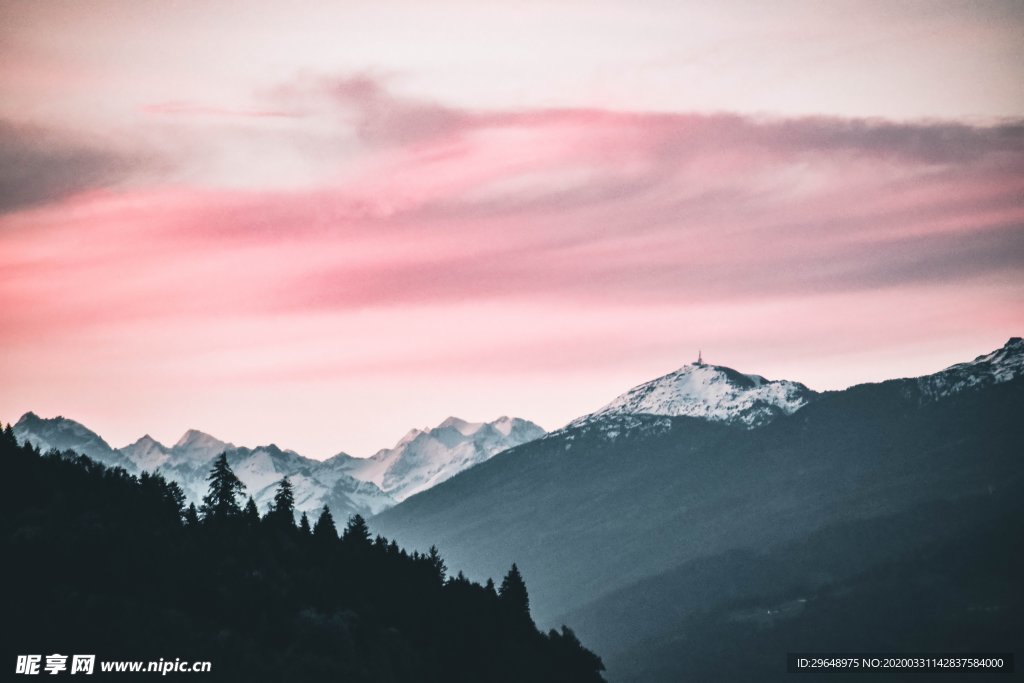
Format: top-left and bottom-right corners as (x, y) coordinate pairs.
(569, 361), (815, 429)
(437, 416), (486, 436)
(917, 337), (1024, 400)
(336, 416), (546, 501)
(173, 429), (234, 461)
(119, 435), (171, 471)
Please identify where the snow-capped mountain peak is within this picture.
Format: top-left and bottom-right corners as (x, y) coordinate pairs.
(570, 359), (817, 429)
(173, 429), (233, 459)
(437, 416), (485, 436)
(12, 412), (131, 467)
(120, 434), (171, 471)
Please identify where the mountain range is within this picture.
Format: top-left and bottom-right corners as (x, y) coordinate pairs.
(10, 338), (1022, 680)
(369, 338), (1024, 681)
(12, 413), (545, 519)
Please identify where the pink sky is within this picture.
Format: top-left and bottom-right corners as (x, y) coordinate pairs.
(1, 1), (1022, 457)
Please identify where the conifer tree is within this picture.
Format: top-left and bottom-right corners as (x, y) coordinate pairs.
(299, 511), (311, 535)
(427, 544), (447, 583)
(199, 452), (245, 521)
(499, 562), (532, 624)
(2, 423), (17, 448)
(342, 513), (371, 546)
(183, 502), (200, 527)
(266, 477), (295, 527)
(313, 505), (337, 541)
(243, 496), (260, 525)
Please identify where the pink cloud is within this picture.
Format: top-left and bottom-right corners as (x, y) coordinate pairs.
(1, 78), (1022, 454)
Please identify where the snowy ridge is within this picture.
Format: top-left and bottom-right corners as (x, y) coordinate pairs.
(140, 438), (395, 519)
(12, 412), (134, 471)
(119, 435), (171, 471)
(569, 360), (817, 430)
(916, 337), (1024, 400)
(11, 414), (545, 516)
(329, 416), (546, 502)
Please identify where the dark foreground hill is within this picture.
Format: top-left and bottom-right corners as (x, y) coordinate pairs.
(371, 362), (1024, 680)
(0, 427), (605, 683)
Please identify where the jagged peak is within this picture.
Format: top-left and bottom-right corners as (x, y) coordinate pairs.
(16, 411), (84, 427)
(436, 416), (485, 436)
(396, 427), (424, 447)
(124, 433), (167, 450)
(174, 429), (232, 451)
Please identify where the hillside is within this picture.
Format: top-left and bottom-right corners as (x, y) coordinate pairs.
(0, 428), (604, 683)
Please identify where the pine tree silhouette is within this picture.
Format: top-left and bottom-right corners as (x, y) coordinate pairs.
(342, 513), (371, 547)
(499, 562), (533, 624)
(427, 544), (447, 583)
(183, 502), (200, 527)
(199, 452), (245, 521)
(243, 496), (260, 525)
(265, 477), (295, 528)
(313, 505), (337, 541)
(298, 512), (311, 535)
(2, 422), (17, 448)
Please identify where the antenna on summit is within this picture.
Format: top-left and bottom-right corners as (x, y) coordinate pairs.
(696, 350), (704, 366)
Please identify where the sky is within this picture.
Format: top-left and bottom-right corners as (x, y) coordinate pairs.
(1, 0), (1022, 458)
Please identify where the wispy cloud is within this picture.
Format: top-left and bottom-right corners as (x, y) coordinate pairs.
(1, 75), (1021, 455)
(5, 76), (1022, 315)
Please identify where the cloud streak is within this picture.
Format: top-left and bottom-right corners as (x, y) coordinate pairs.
(4, 78), (1023, 316)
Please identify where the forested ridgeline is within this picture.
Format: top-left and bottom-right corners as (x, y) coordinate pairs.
(1, 424), (605, 682)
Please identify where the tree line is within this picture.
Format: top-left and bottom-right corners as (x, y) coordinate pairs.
(1, 423), (605, 682)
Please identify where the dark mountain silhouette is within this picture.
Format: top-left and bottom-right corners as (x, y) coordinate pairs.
(370, 340), (1024, 681)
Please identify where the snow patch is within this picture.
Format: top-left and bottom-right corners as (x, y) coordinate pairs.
(569, 361), (816, 429)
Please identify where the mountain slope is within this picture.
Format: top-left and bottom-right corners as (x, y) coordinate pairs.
(561, 472), (1024, 681)
(369, 339), (1024, 638)
(596, 486), (1023, 682)
(568, 359), (816, 429)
